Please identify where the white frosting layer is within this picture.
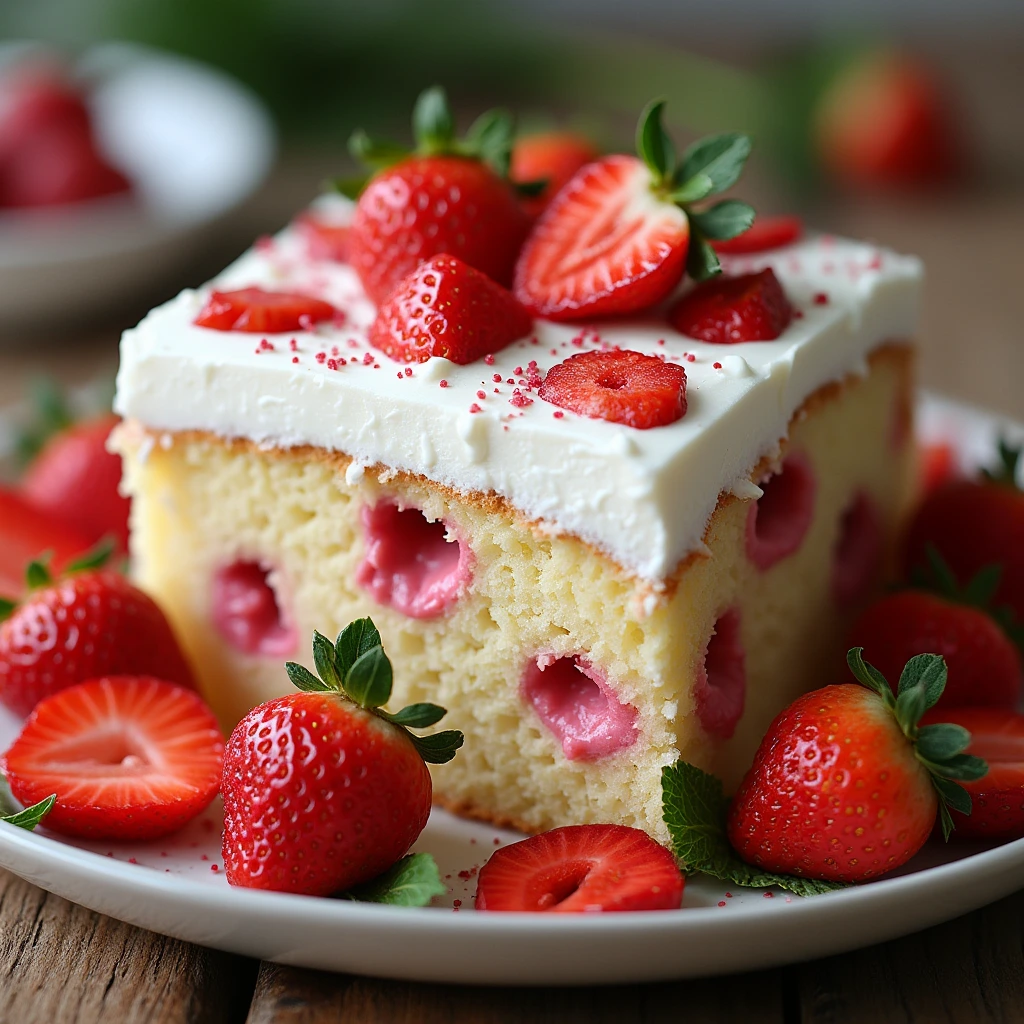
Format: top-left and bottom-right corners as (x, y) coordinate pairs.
(115, 196), (922, 582)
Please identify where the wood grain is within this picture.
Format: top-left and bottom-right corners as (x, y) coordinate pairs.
(246, 960), (788, 1024)
(0, 869), (256, 1024)
(798, 889), (1024, 1024)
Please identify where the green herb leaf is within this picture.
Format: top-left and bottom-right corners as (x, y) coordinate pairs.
(413, 85), (455, 152)
(915, 723), (971, 763)
(336, 618), (382, 676)
(684, 232), (721, 283)
(410, 729), (465, 765)
(662, 761), (847, 898)
(635, 98), (675, 185)
(845, 647), (894, 703)
(344, 646), (393, 709)
(688, 200), (755, 241)
(677, 132), (752, 196)
(343, 853), (446, 906)
(668, 172), (714, 205)
(285, 662), (329, 693)
(312, 630), (344, 691)
(1, 793), (56, 831)
(380, 702), (448, 729)
(465, 108), (515, 178)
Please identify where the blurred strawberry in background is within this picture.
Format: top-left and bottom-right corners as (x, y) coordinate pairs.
(813, 49), (962, 191)
(511, 132), (599, 217)
(0, 62), (132, 209)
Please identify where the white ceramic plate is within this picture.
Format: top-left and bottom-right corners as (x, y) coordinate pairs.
(0, 392), (1020, 986)
(0, 42), (275, 331)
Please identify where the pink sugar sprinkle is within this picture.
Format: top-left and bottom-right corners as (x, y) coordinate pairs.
(289, 338), (299, 352)
(292, 356), (299, 364)
(686, 354), (696, 363)
(763, 891), (774, 898)
(726, 892), (733, 898)
(454, 899), (463, 907)
(493, 838), (501, 845)
(553, 411), (564, 419)
(469, 403), (482, 413)
(327, 358), (340, 370)
(550, 348), (558, 356)
(657, 338), (665, 345)
(201, 854), (209, 861)
(259, 339), (274, 351)
(363, 352), (374, 365)
(514, 366), (523, 375)
(509, 389), (533, 408)
(315, 351), (326, 363)
(404, 367), (413, 377)
(439, 380), (448, 388)
(492, 373), (502, 383)
(713, 361), (722, 369)
(814, 292), (829, 305)
(397, 371), (403, 379)
(484, 353), (495, 365)
(718, 901), (727, 907)
(128, 857), (138, 864)
(211, 864), (219, 872)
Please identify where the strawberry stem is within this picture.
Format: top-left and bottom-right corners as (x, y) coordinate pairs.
(981, 438), (1022, 490)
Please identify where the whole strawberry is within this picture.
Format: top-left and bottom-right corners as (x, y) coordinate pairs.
(514, 100), (755, 321)
(510, 131), (599, 218)
(727, 649), (987, 882)
(848, 552), (1023, 710)
(0, 555), (195, 716)
(344, 87), (530, 306)
(222, 618), (463, 896)
(903, 440), (1024, 625)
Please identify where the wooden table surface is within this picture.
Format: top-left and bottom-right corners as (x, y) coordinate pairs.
(1, 161), (1023, 1022)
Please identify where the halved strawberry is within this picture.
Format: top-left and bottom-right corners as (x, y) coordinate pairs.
(513, 102), (755, 321)
(193, 287), (336, 333)
(511, 131), (599, 218)
(669, 268), (794, 344)
(538, 349), (686, 429)
(475, 824), (683, 912)
(0, 488), (91, 600)
(713, 215), (803, 255)
(2, 675), (223, 840)
(369, 254), (532, 365)
(922, 707), (1024, 841)
(20, 412), (130, 552)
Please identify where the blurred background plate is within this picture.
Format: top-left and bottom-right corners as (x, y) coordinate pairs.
(0, 41), (275, 335)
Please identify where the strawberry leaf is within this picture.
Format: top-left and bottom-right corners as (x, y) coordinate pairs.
(285, 662), (329, 693)
(336, 617), (382, 676)
(312, 630), (344, 691)
(380, 703), (448, 729)
(0, 597), (15, 622)
(25, 556), (54, 592)
(1, 793), (56, 831)
(688, 200), (756, 241)
(981, 437), (1022, 490)
(685, 233), (721, 283)
(845, 647), (894, 704)
(661, 761), (847, 897)
(14, 377), (74, 466)
(331, 174), (370, 200)
(677, 133), (752, 196)
(347, 131), (409, 172)
(915, 723), (971, 762)
(465, 108), (515, 179)
(409, 730), (464, 765)
(636, 98), (676, 186)
(896, 652), (946, 709)
(343, 645), (393, 709)
(669, 172), (715, 205)
(413, 85), (455, 153)
(342, 852), (446, 906)
(66, 537), (116, 575)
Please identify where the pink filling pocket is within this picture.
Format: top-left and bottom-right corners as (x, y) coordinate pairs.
(831, 491), (883, 607)
(356, 501), (471, 619)
(745, 452), (817, 572)
(212, 561), (296, 657)
(522, 655), (638, 761)
(694, 609), (746, 740)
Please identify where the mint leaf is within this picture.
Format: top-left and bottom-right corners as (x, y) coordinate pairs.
(344, 646), (393, 708)
(336, 617), (382, 676)
(662, 761), (847, 898)
(1, 793), (56, 831)
(285, 662), (329, 693)
(688, 200), (755, 241)
(379, 702), (447, 729)
(677, 133), (752, 196)
(343, 853), (446, 906)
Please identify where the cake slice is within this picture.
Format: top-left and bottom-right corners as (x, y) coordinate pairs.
(112, 101), (921, 845)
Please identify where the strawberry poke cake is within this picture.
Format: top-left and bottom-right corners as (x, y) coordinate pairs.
(112, 92), (921, 844)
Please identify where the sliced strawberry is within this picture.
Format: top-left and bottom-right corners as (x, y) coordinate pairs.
(713, 215), (803, 255)
(669, 269), (794, 344)
(369, 254), (532, 365)
(511, 132), (599, 218)
(922, 707), (1024, 841)
(514, 154), (690, 321)
(475, 823), (683, 912)
(0, 568), (195, 716)
(1, 675), (223, 840)
(20, 412), (130, 552)
(295, 213), (350, 262)
(538, 349), (686, 429)
(194, 288), (336, 334)
(0, 488), (91, 600)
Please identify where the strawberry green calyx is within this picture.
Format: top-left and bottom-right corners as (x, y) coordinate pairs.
(981, 437), (1022, 490)
(340, 86), (537, 199)
(845, 648), (988, 840)
(911, 545), (1024, 653)
(635, 99), (756, 282)
(285, 618), (464, 764)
